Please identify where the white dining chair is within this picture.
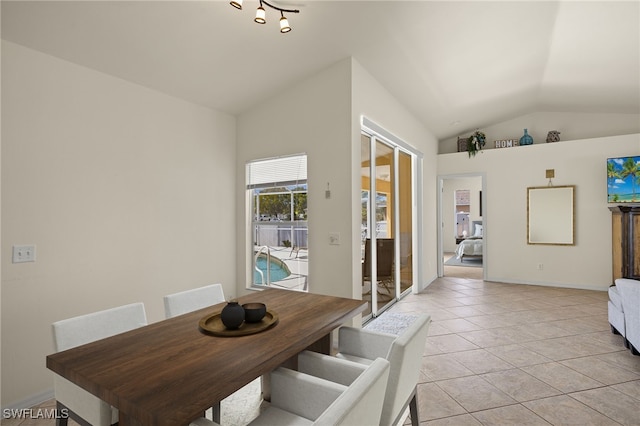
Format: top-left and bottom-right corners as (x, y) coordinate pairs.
(51, 302), (147, 426)
(190, 354), (390, 426)
(335, 314), (431, 426)
(164, 283), (227, 420)
(163, 283), (225, 318)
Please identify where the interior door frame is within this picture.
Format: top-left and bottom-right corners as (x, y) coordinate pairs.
(437, 173), (487, 280)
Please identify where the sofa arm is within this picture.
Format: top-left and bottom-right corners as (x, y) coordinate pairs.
(616, 278), (640, 352)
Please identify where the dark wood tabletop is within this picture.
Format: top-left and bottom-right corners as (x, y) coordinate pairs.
(46, 288), (366, 426)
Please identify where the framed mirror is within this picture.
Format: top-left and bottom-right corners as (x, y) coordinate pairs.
(527, 185), (575, 245)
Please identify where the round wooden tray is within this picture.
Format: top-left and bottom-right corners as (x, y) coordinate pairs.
(198, 309), (279, 337)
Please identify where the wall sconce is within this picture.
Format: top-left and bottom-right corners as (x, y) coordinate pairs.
(546, 169), (555, 186)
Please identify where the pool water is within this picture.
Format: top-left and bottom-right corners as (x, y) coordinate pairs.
(254, 256), (291, 284)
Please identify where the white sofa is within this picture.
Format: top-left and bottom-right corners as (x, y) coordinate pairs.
(614, 278), (640, 356)
(608, 284), (626, 343)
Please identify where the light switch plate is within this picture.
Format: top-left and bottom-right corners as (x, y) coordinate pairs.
(13, 245), (36, 263)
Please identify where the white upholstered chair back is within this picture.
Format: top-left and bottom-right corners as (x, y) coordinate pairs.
(163, 284), (225, 318)
(383, 315), (431, 425)
(190, 355), (390, 426)
(337, 314), (431, 426)
(312, 357), (390, 425)
(53, 302), (147, 352)
(52, 302), (147, 426)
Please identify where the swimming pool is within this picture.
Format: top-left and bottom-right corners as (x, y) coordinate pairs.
(254, 254), (291, 284)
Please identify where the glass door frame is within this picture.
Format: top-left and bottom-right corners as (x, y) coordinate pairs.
(361, 124), (421, 320)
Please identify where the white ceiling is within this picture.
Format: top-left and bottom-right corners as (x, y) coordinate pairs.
(2, 1), (639, 140)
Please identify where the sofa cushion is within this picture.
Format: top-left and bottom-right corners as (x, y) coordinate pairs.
(609, 285), (624, 311)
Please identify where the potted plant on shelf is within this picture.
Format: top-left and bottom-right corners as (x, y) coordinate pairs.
(467, 130), (486, 158)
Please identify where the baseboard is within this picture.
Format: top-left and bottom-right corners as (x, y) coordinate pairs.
(487, 277), (608, 292)
(416, 274), (438, 293)
(2, 388), (54, 412)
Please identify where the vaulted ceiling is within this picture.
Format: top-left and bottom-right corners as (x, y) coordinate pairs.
(2, 1), (639, 141)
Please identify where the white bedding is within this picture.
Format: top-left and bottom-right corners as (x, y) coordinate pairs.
(455, 237), (483, 259)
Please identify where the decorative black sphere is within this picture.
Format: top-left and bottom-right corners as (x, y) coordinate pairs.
(221, 301), (245, 329)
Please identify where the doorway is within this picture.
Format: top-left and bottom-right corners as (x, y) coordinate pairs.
(438, 174), (486, 280)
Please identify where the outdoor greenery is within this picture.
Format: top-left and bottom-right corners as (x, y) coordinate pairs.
(254, 186), (308, 221)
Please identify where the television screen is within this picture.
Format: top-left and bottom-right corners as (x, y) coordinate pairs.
(607, 155), (640, 203)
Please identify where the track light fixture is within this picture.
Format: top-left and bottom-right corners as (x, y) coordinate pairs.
(279, 11), (291, 33)
(254, 3), (266, 24)
(230, 0), (300, 33)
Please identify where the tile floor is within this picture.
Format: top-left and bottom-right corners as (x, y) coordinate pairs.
(7, 272), (640, 425)
(389, 275), (640, 425)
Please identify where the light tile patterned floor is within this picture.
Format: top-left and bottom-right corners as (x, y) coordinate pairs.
(6, 273), (640, 425)
(390, 276), (640, 426)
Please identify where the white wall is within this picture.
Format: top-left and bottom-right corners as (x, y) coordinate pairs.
(351, 59), (439, 293)
(440, 111), (640, 154)
(1, 41), (237, 408)
(438, 133), (640, 290)
(236, 57), (439, 303)
(236, 59), (353, 299)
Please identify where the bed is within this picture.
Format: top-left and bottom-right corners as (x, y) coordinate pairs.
(455, 222), (483, 262)
(455, 237), (483, 261)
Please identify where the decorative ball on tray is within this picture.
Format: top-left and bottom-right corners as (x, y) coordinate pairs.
(220, 300), (245, 329)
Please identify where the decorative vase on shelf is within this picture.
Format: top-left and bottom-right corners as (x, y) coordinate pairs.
(221, 300), (245, 329)
(519, 129), (533, 145)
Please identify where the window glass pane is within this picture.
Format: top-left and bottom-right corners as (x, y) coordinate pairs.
(247, 155), (308, 292)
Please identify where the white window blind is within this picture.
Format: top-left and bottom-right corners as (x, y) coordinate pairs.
(247, 154), (307, 189)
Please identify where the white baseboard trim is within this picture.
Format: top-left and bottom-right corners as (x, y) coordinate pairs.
(414, 274), (437, 293)
(2, 388), (54, 412)
(487, 277), (608, 292)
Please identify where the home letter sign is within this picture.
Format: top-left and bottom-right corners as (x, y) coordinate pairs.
(494, 139), (519, 149)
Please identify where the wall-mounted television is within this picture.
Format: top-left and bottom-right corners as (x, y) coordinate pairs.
(607, 155), (640, 203)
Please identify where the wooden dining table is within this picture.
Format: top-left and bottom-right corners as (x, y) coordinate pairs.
(46, 288), (367, 426)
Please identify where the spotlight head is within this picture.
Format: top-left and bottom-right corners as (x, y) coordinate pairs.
(255, 6), (266, 24)
(279, 15), (291, 33)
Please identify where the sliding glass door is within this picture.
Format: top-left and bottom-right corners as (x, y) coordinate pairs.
(361, 131), (417, 319)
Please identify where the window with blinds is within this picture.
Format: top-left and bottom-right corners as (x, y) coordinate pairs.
(246, 154), (308, 291)
(247, 154), (307, 190)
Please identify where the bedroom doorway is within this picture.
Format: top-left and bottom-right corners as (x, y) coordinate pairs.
(438, 174), (486, 280)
